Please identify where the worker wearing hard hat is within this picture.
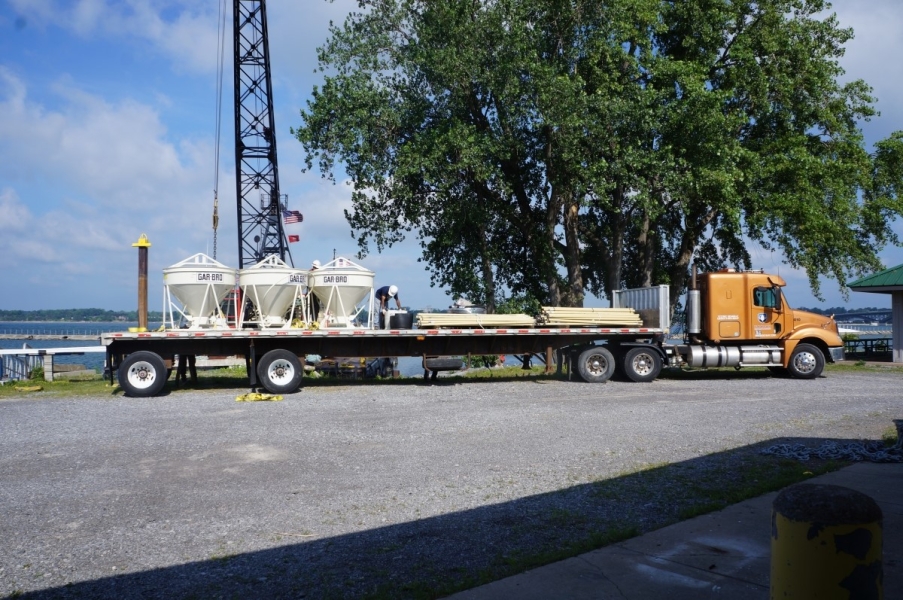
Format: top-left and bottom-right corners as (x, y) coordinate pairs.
(376, 285), (401, 328)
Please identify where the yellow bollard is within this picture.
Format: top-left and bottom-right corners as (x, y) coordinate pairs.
(771, 483), (883, 599)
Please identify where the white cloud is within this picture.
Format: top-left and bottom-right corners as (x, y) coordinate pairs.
(0, 188), (30, 233)
(7, 0), (222, 73)
(0, 67), (211, 219)
(0, 68), (225, 309)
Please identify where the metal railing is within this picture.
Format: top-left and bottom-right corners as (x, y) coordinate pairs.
(1, 354), (43, 381)
(0, 328), (112, 337)
(843, 337), (894, 356)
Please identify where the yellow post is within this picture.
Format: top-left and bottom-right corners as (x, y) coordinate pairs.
(131, 234), (152, 332)
(771, 483), (883, 599)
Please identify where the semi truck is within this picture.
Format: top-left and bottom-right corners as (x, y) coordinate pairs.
(103, 268), (844, 397)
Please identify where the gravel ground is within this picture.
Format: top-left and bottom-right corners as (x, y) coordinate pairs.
(1, 370), (901, 599)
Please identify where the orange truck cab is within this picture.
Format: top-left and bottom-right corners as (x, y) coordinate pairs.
(676, 269), (844, 378)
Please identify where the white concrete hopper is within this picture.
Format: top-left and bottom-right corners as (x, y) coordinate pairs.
(239, 255), (308, 328)
(308, 256), (375, 327)
(162, 253), (236, 329)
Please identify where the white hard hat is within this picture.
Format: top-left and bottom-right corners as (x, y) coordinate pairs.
(311, 260), (321, 268)
(388, 285), (398, 297)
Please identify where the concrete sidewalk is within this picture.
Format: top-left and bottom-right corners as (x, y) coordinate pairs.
(449, 462), (903, 599)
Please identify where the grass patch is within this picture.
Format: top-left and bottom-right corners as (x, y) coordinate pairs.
(882, 425), (900, 447)
(0, 373), (115, 398)
(826, 362), (903, 374)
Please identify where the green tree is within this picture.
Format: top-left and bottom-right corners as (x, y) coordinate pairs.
(295, 0), (902, 308)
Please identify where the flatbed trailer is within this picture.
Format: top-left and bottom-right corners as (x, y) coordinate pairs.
(102, 325), (667, 397)
(102, 270), (847, 397)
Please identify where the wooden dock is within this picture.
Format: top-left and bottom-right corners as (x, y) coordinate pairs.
(0, 334), (101, 341)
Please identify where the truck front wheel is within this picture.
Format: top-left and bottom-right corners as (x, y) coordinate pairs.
(787, 344), (825, 379)
(257, 349), (303, 394)
(622, 347), (663, 383)
(118, 351), (167, 397)
(576, 346), (615, 383)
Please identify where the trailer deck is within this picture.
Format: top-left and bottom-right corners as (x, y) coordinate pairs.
(102, 326), (666, 359)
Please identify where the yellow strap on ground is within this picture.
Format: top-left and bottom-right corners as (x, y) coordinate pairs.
(235, 392), (283, 402)
(14, 385), (43, 392)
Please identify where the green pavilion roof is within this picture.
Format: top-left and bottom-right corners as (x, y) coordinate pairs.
(848, 263), (903, 292)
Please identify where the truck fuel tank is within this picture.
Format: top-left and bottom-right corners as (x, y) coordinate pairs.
(679, 344), (782, 368)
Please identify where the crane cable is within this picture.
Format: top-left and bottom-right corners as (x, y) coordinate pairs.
(212, 0), (228, 259)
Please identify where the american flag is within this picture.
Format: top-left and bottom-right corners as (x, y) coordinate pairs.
(283, 209), (303, 225)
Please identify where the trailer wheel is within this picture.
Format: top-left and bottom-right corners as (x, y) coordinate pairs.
(118, 351), (167, 397)
(256, 349), (303, 394)
(622, 347), (663, 383)
(576, 346), (615, 383)
(787, 343), (824, 379)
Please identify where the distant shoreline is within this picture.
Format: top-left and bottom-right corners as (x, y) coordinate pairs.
(0, 320), (162, 323)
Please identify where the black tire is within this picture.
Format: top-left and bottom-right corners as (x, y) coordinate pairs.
(787, 343), (825, 379)
(118, 351), (167, 397)
(576, 346), (616, 383)
(622, 346), (663, 383)
(256, 349), (303, 394)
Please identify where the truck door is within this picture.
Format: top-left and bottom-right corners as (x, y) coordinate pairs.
(751, 286), (785, 339)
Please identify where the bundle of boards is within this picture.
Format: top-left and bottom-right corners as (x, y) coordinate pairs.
(415, 313), (535, 328)
(537, 307), (642, 327)
(414, 307), (642, 329)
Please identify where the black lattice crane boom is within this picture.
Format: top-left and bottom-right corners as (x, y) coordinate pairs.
(233, 0), (292, 268)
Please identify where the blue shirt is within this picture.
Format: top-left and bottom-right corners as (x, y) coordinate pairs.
(376, 286), (399, 304)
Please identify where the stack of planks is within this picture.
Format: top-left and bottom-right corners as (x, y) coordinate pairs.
(415, 313), (536, 329)
(537, 307), (643, 327)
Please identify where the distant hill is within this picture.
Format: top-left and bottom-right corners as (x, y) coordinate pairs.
(0, 309), (164, 322)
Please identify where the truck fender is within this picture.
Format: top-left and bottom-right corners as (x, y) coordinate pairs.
(782, 338), (832, 366)
(609, 341), (667, 362)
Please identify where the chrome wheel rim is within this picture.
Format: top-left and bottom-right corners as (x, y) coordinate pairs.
(793, 351), (817, 374)
(585, 353), (610, 377)
(127, 361), (157, 389)
(630, 353), (655, 377)
(265, 359), (295, 383)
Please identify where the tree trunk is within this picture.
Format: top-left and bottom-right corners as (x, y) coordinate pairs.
(637, 210), (654, 288)
(562, 196), (584, 307)
(480, 229), (496, 313)
(603, 187), (626, 307)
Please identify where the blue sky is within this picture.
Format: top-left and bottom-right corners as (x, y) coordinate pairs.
(1, 0), (901, 313)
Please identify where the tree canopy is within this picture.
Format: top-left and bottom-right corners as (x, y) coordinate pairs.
(294, 0), (903, 309)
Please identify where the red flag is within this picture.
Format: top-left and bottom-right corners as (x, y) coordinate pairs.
(288, 234), (300, 243)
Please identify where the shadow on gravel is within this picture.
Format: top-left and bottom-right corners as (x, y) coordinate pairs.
(164, 367), (782, 393)
(13, 434), (883, 600)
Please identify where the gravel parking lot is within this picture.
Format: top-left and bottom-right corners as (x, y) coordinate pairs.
(1, 370), (901, 598)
